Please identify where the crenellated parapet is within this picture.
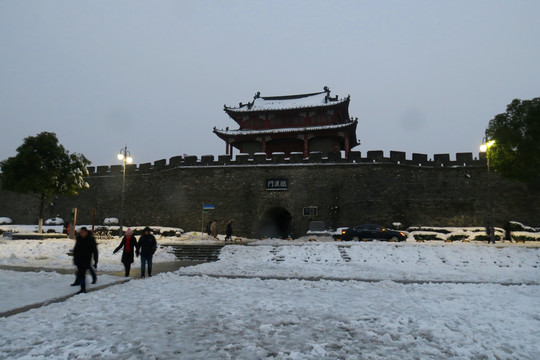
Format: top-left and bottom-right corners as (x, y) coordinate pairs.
(85, 151), (488, 176)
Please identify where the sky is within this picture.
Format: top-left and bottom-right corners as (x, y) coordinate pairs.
(1, 1), (539, 166)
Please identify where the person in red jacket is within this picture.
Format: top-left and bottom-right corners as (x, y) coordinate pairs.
(113, 228), (138, 277)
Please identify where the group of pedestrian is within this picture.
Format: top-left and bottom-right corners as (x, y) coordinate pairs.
(72, 220), (234, 294)
(206, 220), (234, 241)
(206, 220), (217, 237)
(71, 226), (157, 294)
(113, 227), (157, 278)
(485, 221), (514, 244)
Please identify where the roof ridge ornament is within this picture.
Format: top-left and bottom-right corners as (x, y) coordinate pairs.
(324, 86), (332, 103)
(245, 91), (260, 110)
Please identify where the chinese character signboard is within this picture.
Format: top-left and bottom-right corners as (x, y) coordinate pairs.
(202, 204), (215, 213)
(303, 206), (318, 216)
(266, 178), (288, 191)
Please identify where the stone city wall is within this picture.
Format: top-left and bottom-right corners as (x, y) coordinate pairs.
(1, 151), (538, 237)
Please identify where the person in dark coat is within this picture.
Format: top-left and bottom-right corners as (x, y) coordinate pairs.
(70, 260), (97, 286)
(73, 227), (98, 293)
(486, 225), (495, 244)
(225, 221), (233, 241)
(136, 227), (157, 278)
(70, 227), (97, 286)
(206, 221), (212, 236)
(504, 221), (513, 242)
(210, 221), (217, 238)
(113, 228), (138, 277)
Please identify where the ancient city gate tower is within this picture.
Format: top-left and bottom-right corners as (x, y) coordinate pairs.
(213, 87), (360, 157)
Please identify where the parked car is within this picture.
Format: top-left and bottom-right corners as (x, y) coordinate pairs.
(306, 221), (332, 237)
(332, 227), (349, 241)
(341, 224), (406, 242)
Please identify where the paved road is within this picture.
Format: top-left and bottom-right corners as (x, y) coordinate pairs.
(0, 260), (204, 277)
(178, 272), (540, 286)
(0, 261), (205, 318)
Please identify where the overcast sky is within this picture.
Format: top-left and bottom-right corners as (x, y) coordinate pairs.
(1, 1), (539, 166)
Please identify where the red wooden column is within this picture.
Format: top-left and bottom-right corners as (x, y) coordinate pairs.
(303, 135), (309, 158)
(226, 140), (230, 155)
(344, 132), (350, 158)
(261, 138), (267, 155)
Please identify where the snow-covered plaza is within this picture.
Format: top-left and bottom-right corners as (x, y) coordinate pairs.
(1, 237), (539, 359)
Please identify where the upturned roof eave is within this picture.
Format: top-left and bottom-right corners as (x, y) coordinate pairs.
(213, 120), (358, 138)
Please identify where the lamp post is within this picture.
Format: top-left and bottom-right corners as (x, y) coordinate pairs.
(117, 145), (133, 236)
(480, 137), (495, 243)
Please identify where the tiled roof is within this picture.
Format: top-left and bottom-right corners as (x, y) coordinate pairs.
(224, 87), (349, 113)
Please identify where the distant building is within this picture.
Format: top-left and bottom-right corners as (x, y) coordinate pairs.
(214, 87), (359, 157)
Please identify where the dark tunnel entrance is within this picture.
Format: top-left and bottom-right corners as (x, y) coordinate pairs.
(256, 207), (292, 239)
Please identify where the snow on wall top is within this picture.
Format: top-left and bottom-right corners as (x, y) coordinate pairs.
(85, 151), (487, 176)
(224, 87), (349, 113)
(214, 122), (356, 136)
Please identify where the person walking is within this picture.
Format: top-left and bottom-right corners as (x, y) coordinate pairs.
(225, 221), (233, 241)
(113, 228), (138, 277)
(210, 220), (218, 238)
(136, 227), (157, 278)
(70, 228), (97, 286)
(205, 221), (212, 236)
(504, 221), (513, 242)
(73, 227), (98, 294)
(70, 261), (97, 286)
(486, 225), (496, 244)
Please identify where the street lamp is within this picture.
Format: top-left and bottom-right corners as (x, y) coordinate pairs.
(479, 137), (495, 243)
(117, 145), (133, 236)
(479, 139), (494, 153)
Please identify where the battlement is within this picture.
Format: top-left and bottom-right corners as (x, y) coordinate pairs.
(86, 151), (487, 176)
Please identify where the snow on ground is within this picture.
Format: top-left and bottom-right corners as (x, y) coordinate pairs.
(0, 217), (13, 225)
(0, 224), (64, 234)
(180, 241), (540, 284)
(0, 231), (256, 271)
(510, 221), (540, 232)
(2, 238), (540, 358)
(103, 217), (119, 225)
(1, 273), (539, 359)
(0, 269), (123, 313)
(0, 238), (177, 271)
(44, 217), (64, 225)
(161, 231), (224, 245)
(160, 231), (254, 245)
(0, 224), (185, 235)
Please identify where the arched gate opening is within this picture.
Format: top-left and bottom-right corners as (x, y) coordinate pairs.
(256, 207), (292, 239)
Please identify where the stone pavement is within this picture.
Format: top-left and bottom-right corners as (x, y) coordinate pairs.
(0, 260), (204, 318)
(104, 260), (205, 277)
(0, 260), (204, 277)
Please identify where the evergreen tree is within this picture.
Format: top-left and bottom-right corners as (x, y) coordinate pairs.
(0, 132), (90, 232)
(486, 98), (540, 183)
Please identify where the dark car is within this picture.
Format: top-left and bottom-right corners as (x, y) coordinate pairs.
(341, 224), (406, 242)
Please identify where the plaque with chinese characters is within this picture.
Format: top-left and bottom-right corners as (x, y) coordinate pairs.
(266, 178), (288, 191)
